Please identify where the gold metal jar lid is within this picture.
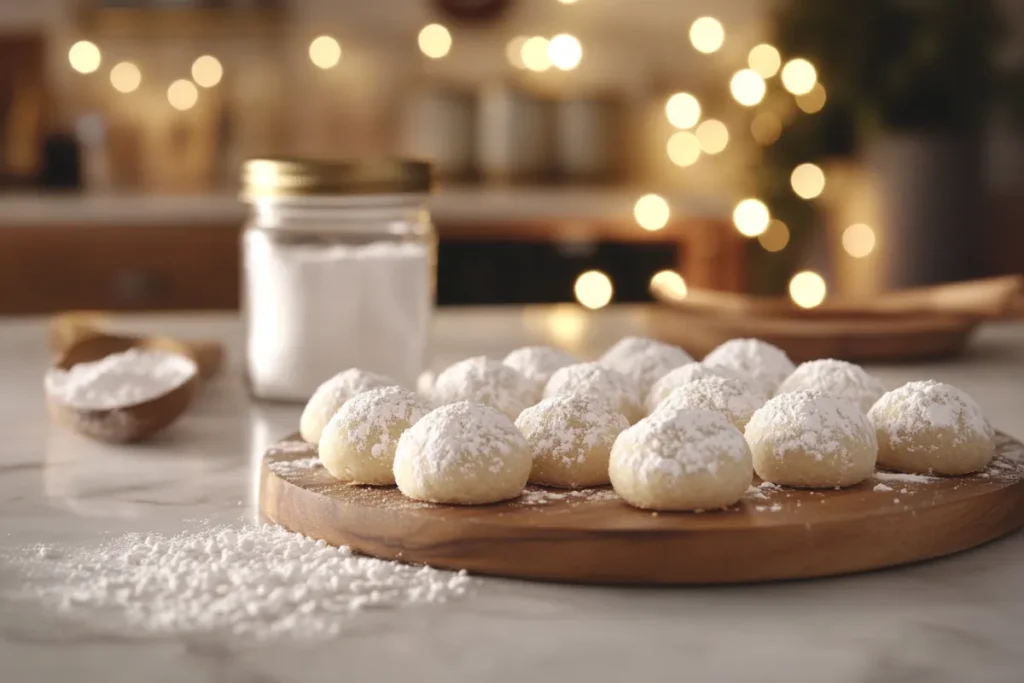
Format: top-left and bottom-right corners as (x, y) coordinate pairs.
(242, 158), (432, 198)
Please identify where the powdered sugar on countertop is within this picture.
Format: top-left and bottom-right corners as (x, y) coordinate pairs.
(868, 380), (993, 447)
(1, 523), (473, 642)
(611, 408), (750, 480)
(267, 456), (323, 475)
(515, 393), (629, 467)
(745, 391), (877, 463)
(44, 348), (196, 410)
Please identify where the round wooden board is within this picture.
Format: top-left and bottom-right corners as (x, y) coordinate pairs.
(259, 433), (1024, 584)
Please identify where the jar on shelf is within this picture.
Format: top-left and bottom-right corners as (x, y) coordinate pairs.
(241, 158), (435, 402)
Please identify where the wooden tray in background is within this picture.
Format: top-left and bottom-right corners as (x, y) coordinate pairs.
(260, 433), (1024, 585)
(650, 275), (1024, 363)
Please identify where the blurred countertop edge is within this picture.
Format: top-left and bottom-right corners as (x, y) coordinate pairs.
(0, 187), (733, 228)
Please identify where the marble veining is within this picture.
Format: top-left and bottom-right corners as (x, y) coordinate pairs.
(1, 309), (1024, 683)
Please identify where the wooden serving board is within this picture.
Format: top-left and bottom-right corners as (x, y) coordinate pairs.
(259, 433), (1024, 584)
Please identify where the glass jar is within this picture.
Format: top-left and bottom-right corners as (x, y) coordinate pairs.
(241, 158), (435, 402)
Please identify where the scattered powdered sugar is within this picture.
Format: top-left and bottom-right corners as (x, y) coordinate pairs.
(267, 456), (323, 476)
(514, 487), (620, 506)
(775, 359), (887, 414)
(2, 523), (473, 642)
(873, 471), (936, 484)
(544, 362), (642, 423)
(321, 386), (432, 463)
(867, 380), (993, 448)
(44, 348), (196, 410)
(611, 408), (749, 480)
(430, 356), (535, 420)
(873, 483), (894, 492)
(299, 368), (399, 443)
(646, 362), (762, 413)
(598, 336), (693, 395)
(653, 376), (764, 430)
(702, 338), (795, 395)
(394, 401), (528, 481)
(745, 391), (877, 465)
(502, 345), (577, 384)
(515, 393), (629, 468)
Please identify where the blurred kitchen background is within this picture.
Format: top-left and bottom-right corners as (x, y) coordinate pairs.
(0, 0), (1022, 315)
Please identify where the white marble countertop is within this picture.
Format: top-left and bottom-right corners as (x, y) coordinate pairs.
(2, 306), (1024, 683)
(0, 187), (731, 227)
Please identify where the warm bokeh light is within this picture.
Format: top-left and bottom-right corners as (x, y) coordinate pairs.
(309, 36), (342, 69)
(748, 44), (781, 78)
(689, 17), (725, 54)
(522, 36), (552, 72)
(843, 224), (876, 258)
(633, 193), (671, 231)
(167, 79), (199, 111)
(418, 23), (452, 59)
(790, 163), (826, 199)
(558, 0), (581, 4)
(506, 36), (528, 69)
(733, 198), (771, 237)
(757, 220), (790, 252)
(191, 55), (223, 88)
(69, 40), (101, 74)
(665, 92), (701, 130)
(667, 131), (701, 167)
(544, 304), (587, 349)
(649, 270), (688, 299)
(789, 271), (827, 309)
(109, 61), (141, 93)
(796, 83), (827, 114)
(751, 112), (782, 145)
(695, 119), (728, 154)
(548, 34), (582, 70)
(730, 69), (767, 107)
(574, 270), (614, 310)
(781, 58), (817, 95)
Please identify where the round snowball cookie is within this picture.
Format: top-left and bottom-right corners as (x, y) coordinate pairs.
(515, 393), (629, 488)
(609, 408), (753, 511)
(868, 380), (995, 476)
(300, 368), (399, 443)
(703, 338), (795, 396)
(654, 376), (764, 431)
(543, 362), (643, 424)
(776, 359), (886, 414)
(431, 356), (535, 420)
(745, 391), (878, 489)
(503, 345), (577, 385)
(646, 362), (764, 413)
(599, 336), (694, 396)
(393, 401), (532, 505)
(318, 386), (432, 486)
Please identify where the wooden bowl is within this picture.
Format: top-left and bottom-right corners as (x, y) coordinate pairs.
(46, 334), (200, 443)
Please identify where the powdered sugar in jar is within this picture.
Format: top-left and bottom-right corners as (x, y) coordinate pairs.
(241, 158), (435, 401)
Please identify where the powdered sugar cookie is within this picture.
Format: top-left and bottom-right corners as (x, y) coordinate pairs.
(431, 356), (535, 420)
(503, 346), (577, 385)
(599, 336), (693, 396)
(868, 380), (994, 475)
(654, 376), (764, 430)
(776, 359), (886, 413)
(745, 391), (877, 488)
(515, 393), (629, 488)
(610, 408), (752, 511)
(646, 362), (762, 413)
(393, 401), (532, 505)
(318, 386), (432, 485)
(703, 338), (794, 395)
(300, 369), (399, 443)
(543, 362), (643, 423)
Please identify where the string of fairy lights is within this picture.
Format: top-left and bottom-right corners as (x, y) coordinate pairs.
(66, 2), (878, 311)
